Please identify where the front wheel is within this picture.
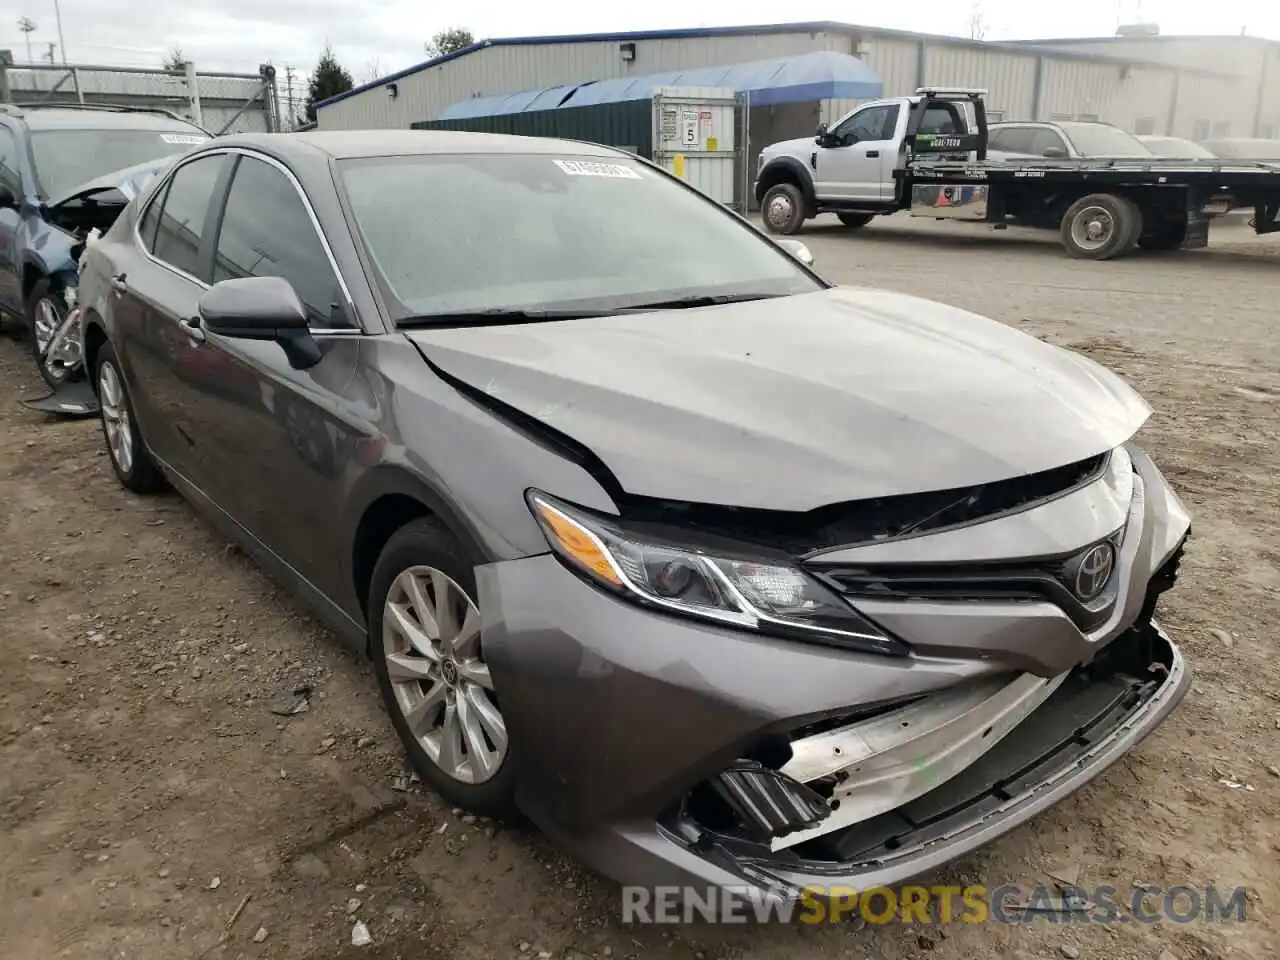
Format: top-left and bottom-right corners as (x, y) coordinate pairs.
(1060, 194), (1139, 260)
(369, 518), (516, 818)
(760, 183), (807, 235)
(26, 279), (84, 389)
(837, 212), (875, 228)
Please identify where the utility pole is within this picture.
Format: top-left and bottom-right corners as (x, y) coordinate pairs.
(45, 41), (55, 63)
(284, 64), (295, 128)
(17, 17), (36, 64)
(52, 0), (67, 64)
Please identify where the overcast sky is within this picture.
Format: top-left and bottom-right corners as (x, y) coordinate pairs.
(6, 0), (1277, 90)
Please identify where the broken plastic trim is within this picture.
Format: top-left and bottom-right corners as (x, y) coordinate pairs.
(711, 760), (832, 842)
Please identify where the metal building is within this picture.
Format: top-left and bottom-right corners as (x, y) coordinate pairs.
(1007, 29), (1280, 139)
(0, 57), (282, 134)
(314, 20), (1252, 143)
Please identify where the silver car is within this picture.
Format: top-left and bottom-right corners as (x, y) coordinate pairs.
(75, 131), (1192, 908)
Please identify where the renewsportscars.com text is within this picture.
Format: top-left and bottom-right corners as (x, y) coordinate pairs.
(621, 883), (1250, 925)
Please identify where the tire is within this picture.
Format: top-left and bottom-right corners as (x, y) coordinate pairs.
(26, 278), (84, 389)
(94, 343), (167, 494)
(760, 183), (806, 235)
(369, 517), (516, 818)
(837, 212), (875, 228)
(1116, 198), (1143, 256)
(1059, 193), (1138, 260)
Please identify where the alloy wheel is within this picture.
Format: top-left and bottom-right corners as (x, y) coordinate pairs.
(99, 362), (134, 475)
(33, 297), (59, 358)
(382, 565), (507, 784)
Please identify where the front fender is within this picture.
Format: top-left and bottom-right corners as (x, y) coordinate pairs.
(21, 218), (77, 282)
(755, 156), (817, 206)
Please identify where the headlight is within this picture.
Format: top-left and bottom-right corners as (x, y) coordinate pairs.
(526, 491), (905, 656)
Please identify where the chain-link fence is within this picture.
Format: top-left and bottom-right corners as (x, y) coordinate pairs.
(0, 53), (282, 134)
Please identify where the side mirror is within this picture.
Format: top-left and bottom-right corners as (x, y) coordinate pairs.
(775, 237), (814, 267)
(1041, 145), (1068, 159)
(0, 185), (18, 210)
(198, 276), (320, 369)
(814, 122), (829, 142)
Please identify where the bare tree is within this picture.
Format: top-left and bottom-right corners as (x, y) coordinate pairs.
(967, 3), (989, 41)
(164, 45), (186, 71)
(424, 27), (474, 59)
(363, 58), (382, 84)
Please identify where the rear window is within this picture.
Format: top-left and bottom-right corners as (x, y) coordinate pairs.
(30, 127), (210, 198)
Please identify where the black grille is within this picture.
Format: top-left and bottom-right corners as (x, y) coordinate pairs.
(812, 531), (1125, 631)
(617, 453), (1108, 556)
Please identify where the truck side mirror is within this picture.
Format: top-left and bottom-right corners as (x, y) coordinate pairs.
(814, 122), (828, 144)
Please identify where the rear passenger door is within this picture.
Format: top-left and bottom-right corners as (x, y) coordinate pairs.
(176, 151), (366, 599)
(113, 151), (230, 478)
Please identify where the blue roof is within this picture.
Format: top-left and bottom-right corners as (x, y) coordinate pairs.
(438, 51), (883, 120)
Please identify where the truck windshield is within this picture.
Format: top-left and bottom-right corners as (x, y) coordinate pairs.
(1058, 123), (1153, 158)
(30, 127), (210, 199)
(339, 153), (823, 322)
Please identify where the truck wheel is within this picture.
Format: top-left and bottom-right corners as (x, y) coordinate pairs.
(1060, 194), (1137, 260)
(761, 183), (806, 235)
(1117, 198), (1143, 255)
(837, 213), (875, 228)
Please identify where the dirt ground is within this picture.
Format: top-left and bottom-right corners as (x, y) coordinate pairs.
(1, 216), (1278, 960)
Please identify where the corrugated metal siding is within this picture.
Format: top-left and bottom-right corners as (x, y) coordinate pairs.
(319, 31), (835, 129)
(923, 46), (1037, 118)
(820, 35), (918, 124)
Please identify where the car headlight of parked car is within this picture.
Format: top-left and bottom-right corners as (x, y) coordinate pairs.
(526, 490), (905, 656)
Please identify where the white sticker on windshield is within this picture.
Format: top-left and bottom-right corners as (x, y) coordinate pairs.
(553, 159), (641, 179)
(160, 134), (209, 145)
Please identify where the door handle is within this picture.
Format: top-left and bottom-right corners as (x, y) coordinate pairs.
(109, 273), (127, 293)
(865, 150), (880, 158)
(181, 315), (205, 343)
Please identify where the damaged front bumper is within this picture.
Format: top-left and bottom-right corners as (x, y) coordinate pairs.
(476, 449), (1191, 901)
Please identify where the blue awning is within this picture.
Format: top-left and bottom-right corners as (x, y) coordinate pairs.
(437, 50), (883, 120)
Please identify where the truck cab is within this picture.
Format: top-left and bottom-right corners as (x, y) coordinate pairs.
(754, 89), (983, 234)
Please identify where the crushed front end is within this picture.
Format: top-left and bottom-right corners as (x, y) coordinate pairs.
(477, 441), (1191, 902)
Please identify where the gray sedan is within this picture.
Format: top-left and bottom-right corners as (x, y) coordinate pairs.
(76, 130), (1192, 908)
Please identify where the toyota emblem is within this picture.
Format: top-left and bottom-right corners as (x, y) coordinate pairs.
(1072, 543), (1116, 601)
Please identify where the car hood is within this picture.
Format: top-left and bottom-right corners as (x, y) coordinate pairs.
(45, 154), (179, 211)
(405, 288), (1151, 511)
(761, 137), (817, 159)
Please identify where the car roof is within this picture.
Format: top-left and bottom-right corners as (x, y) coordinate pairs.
(7, 106), (206, 132)
(210, 129), (632, 161)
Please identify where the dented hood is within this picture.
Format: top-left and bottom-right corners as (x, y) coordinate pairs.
(406, 288), (1151, 511)
(45, 155), (178, 211)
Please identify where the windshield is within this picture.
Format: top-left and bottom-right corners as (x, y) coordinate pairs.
(338, 153), (822, 321)
(1058, 123), (1153, 158)
(30, 127), (210, 199)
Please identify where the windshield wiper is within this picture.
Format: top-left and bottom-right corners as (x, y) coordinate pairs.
(397, 308), (613, 328)
(615, 293), (783, 312)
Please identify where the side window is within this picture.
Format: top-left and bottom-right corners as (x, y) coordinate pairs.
(1028, 129), (1069, 156)
(837, 104), (900, 143)
(151, 155), (226, 280)
(991, 127), (1035, 154)
(0, 127), (21, 194)
(137, 181), (169, 253)
(213, 156), (351, 329)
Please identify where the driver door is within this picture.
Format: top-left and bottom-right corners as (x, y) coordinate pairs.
(813, 103), (902, 203)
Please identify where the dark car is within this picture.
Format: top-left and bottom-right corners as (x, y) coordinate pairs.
(987, 120), (1156, 160)
(77, 131), (1191, 909)
(0, 103), (209, 384)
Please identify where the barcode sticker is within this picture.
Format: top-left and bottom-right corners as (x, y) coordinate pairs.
(553, 159), (641, 179)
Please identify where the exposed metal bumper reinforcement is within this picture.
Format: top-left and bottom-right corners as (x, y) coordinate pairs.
(770, 669), (1068, 851)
